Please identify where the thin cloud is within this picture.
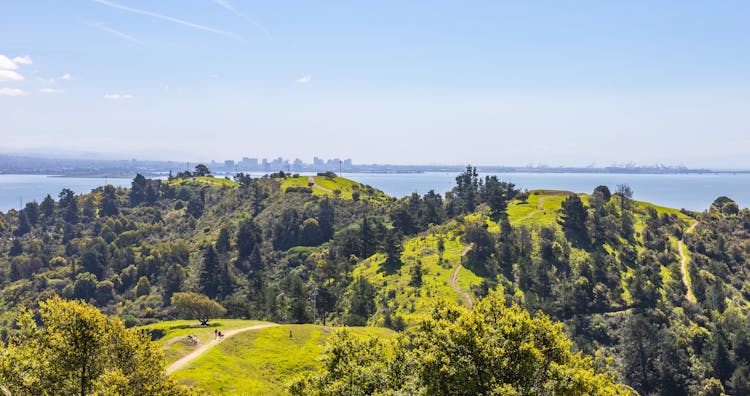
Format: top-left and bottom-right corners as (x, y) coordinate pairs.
(0, 70), (24, 82)
(0, 88), (26, 96)
(40, 88), (62, 94)
(297, 75), (311, 84)
(0, 54), (32, 70)
(86, 22), (142, 44)
(12, 56), (32, 65)
(59, 73), (73, 81)
(93, 0), (243, 41)
(104, 93), (134, 100)
(212, 0), (272, 39)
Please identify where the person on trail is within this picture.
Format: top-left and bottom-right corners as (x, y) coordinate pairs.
(214, 329), (218, 341)
(218, 331), (223, 339)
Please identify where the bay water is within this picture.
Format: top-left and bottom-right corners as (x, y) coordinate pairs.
(1, 172), (748, 213)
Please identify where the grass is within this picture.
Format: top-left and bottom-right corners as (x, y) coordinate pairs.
(354, 222), (483, 325)
(279, 175), (391, 204)
(507, 190), (572, 227)
(168, 176), (238, 188)
(140, 319), (271, 365)
(170, 324), (395, 395)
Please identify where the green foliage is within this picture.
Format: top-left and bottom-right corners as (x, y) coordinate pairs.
(292, 293), (629, 395)
(171, 292), (227, 326)
(0, 297), (190, 395)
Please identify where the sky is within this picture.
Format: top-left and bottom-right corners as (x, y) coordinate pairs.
(2, 1), (750, 168)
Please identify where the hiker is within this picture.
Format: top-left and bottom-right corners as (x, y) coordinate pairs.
(214, 329), (218, 341)
(218, 331), (224, 339)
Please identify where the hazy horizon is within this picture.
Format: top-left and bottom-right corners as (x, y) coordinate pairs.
(3, 1), (750, 167)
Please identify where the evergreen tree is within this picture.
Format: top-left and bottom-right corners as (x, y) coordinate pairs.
(40, 194), (55, 220)
(199, 246), (221, 299)
(13, 211), (31, 236)
(317, 198), (335, 241)
(99, 185), (119, 217)
(215, 226), (231, 253)
(559, 194), (588, 244)
(236, 218), (261, 258)
(129, 173), (148, 206)
(58, 188), (79, 224)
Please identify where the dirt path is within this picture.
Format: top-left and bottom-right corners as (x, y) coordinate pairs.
(678, 221), (699, 303)
(515, 196), (547, 223)
(449, 244), (474, 310)
(307, 176), (333, 193)
(166, 324), (278, 374)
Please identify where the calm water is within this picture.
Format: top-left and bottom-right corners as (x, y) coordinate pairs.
(0, 175), (132, 213)
(1, 172), (748, 213)
(344, 172), (750, 212)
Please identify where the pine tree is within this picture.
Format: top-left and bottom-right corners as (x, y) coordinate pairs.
(199, 246), (221, 299)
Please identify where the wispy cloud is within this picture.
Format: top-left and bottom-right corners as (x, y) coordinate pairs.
(86, 21), (142, 44)
(297, 75), (311, 84)
(12, 56), (32, 65)
(212, 0), (272, 39)
(93, 0), (242, 40)
(59, 73), (73, 81)
(0, 70), (24, 82)
(40, 88), (62, 94)
(0, 88), (26, 96)
(0, 54), (32, 70)
(104, 93), (134, 100)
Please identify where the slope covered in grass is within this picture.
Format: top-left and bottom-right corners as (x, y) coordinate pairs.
(170, 324), (395, 395)
(141, 319), (272, 365)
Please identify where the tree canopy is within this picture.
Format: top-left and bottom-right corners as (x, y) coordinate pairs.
(291, 293), (630, 395)
(0, 297), (190, 396)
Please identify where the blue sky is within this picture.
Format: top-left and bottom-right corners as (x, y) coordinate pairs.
(1, 1), (750, 167)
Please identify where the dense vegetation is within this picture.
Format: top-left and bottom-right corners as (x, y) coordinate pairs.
(1, 165), (749, 395)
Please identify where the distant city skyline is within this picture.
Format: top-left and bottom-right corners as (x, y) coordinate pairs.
(2, 1), (750, 167)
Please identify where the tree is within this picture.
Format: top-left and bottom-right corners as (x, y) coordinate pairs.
(199, 246), (221, 299)
(0, 297), (189, 395)
(129, 173), (148, 206)
(193, 164), (211, 177)
(292, 292), (628, 395)
(615, 184), (633, 212)
(59, 188), (80, 224)
(317, 198), (335, 241)
(215, 226), (232, 253)
(13, 211), (30, 236)
(712, 196), (739, 216)
(40, 193), (56, 220)
(99, 185), (119, 217)
(344, 276), (376, 326)
(299, 218), (323, 246)
(559, 194), (588, 244)
(135, 276), (152, 297)
(480, 175), (517, 219)
(236, 218), (262, 258)
(381, 230), (403, 273)
(452, 165), (479, 214)
(171, 292), (227, 326)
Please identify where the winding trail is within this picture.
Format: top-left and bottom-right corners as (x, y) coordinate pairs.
(166, 323), (278, 374)
(678, 221), (699, 303)
(449, 244), (475, 310)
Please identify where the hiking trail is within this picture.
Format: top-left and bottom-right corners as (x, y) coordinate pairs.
(449, 244), (475, 310)
(166, 323), (278, 374)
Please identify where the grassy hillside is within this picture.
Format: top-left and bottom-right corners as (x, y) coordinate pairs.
(170, 324), (395, 395)
(141, 319), (272, 365)
(279, 174), (391, 204)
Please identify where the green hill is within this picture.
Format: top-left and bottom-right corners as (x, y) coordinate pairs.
(168, 323), (395, 395)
